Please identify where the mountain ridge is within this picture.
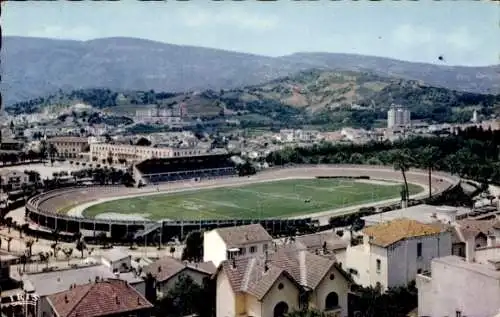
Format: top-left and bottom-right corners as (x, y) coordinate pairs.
(2, 36), (499, 106)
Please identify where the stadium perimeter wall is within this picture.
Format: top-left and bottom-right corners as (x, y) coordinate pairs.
(24, 165), (460, 241)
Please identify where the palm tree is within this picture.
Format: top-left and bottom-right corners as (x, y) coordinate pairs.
(38, 251), (50, 269)
(5, 237), (13, 252)
(50, 242), (59, 259)
(391, 149), (413, 201)
(25, 239), (35, 258)
(419, 146), (441, 198)
(62, 248), (73, 265)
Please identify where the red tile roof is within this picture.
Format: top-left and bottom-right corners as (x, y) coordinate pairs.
(219, 245), (351, 300)
(46, 279), (153, 317)
(215, 224), (273, 247)
(144, 256), (216, 283)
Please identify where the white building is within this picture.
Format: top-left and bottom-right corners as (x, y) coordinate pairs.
(203, 224), (273, 267)
(417, 254), (500, 317)
(362, 204), (471, 227)
(96, 248), (132, 273)
(387, 104), (411, 129)
(346, 218), (451, 291)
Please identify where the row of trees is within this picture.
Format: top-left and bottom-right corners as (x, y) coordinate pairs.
(266, 126), (500, 190)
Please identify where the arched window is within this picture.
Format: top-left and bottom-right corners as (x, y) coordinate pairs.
(325, 292), (339, 310)
(273, 301), (289, 317)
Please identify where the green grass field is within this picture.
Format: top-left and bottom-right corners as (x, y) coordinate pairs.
(83, 178), (423, 220)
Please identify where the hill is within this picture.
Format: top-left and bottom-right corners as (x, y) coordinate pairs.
(8, 69), (500, 130)
(2, 36), (499, 106)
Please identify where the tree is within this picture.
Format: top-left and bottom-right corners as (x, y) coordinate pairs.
(156, 274), (207, 317)
(62, 247), (73, 265)
(6, 237), (13, 252)
(418, 146), (441, 198)
(25, 239), (35, 258)
(50, 242), (59, 259)
(391, 149), (413, 201)
(169, 246), (176, 257)
(350, 217), (365, 245)
(136, 137), (152, 146)
(5, 217), (12, 233)
(181, 231), (203, 262)
(76, 240), (86, 258)
(38, 251), (50, 269)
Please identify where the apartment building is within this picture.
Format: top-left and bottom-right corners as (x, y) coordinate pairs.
(89, 143), (205, 164)
(346, 218), (451, 291)
(387, 104), (411, 129)
(47, 136), (89, 159)
(417, 232), (500, 317)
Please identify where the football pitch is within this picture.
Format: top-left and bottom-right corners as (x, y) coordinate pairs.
(82, 178), (423, 221)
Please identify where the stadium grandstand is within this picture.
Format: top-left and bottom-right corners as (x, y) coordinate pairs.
(133, 153), (238, 185)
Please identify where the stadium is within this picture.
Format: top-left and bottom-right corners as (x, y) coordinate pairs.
(25, 154), (460, 242)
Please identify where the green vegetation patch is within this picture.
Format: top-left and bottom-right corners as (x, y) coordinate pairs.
(83, 178), (422, 221)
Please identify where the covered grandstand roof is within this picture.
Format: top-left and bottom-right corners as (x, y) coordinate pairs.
(135, 153), (238, 175)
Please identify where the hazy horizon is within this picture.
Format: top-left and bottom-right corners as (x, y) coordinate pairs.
(3, 1), (499, 67)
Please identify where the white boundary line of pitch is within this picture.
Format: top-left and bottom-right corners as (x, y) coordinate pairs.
(66, 167), (435, 220)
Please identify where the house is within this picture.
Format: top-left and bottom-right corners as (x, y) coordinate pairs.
(215, 245), (352, 317)
(293, 231), (349, 266)
(346, 218), (451, 291)
(203, 224), (273, 267)
(0, 170), (30, 190)
(417, 254), (500, 317)
(98, 248), (132, 273)
(46, 279), (153, 317)
(451, 218), (500, 258)
(22, 264), (145, 317)
(143, 256), (216, 298)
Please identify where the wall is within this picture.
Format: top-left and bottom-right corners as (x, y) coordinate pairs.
(311, 267), (349, 317)
(261, 275), (300, 317)
(418, 258), (500, 317)
(131, 281), (146, 297)
(245, 294), (262, 317)
(346, 243), (387, 290)
(216, 270), (236, 317)
(203, 231), (228, 267)
(387, 232), (451, 288)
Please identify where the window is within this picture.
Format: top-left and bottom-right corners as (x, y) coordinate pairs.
(456, 311), (462, 317)
(278, 283), (284, 290)
(250, 246), (256, 253)
(376, 259), (381, 272)
(325, 292), (339, 310)
(240, 248), (246, 255)
(417, 242), (422, 257)
(263, 243), (268, 252)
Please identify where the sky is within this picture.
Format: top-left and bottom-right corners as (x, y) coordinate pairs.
(3, 0), (499, 67)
